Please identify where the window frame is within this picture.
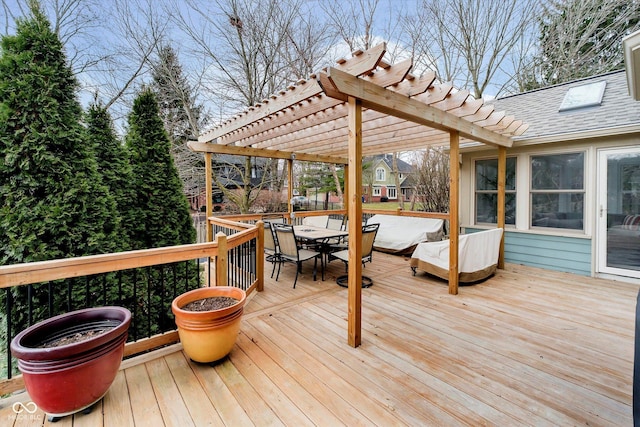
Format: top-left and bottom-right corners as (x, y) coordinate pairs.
(529, 151), (586, 231)
(474, 157), (517, 225)
(375, 167), (386, 182)
(387, 186), (397, 199)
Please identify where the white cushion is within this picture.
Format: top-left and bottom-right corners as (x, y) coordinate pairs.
(411, 228), (503, 273)
(367, 214), (444, 251)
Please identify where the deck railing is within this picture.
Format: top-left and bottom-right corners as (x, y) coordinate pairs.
(0, 218), (263, 396)
(211, 208), (448, 231)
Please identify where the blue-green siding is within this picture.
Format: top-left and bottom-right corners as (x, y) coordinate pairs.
(465, 228), (592, 276)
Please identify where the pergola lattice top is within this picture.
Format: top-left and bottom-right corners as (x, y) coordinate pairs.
(190, 43), (528, 164)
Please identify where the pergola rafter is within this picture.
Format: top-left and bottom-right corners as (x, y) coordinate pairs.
(189, 43), (526, 348)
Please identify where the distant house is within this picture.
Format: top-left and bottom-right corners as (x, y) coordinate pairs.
(363, 154), (414, 202)
(459, 70), (640, 282)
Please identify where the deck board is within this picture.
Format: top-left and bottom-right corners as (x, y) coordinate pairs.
(125, 364), (166, 427)
(2, 252), (638, 426)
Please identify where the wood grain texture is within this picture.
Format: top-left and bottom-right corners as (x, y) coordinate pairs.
(2, 252), (637, 426)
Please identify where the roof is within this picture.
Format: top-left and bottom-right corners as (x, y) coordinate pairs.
(489, 70), (640, 143)
(189, 43), (528, 164)
(370, 154), (413, 173)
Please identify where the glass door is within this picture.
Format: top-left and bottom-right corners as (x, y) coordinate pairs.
(597, 147), (640, 278)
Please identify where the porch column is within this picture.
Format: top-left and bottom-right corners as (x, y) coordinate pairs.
(448, 131), (460, 295)
(205, 152), (213, 242)
(287, 158), (294, 223)
(497, 146), (506, 269)
(347, 96), (363, 348)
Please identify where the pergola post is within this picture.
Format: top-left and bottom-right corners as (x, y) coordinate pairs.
(497, 146), (506, 269)
(287, 158), (294, 223)
(448, 131), (460, 295)
(344, 165), (349, 208)
(205, 152), (213, 243)
(347, 96), (363, 348)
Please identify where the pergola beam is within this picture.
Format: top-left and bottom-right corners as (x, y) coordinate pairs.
(189, 43), (525, 349)
(188, 141), (348, 165)
(322, 67), (514, 148)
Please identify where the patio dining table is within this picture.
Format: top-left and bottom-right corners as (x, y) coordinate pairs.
(293, 225), (349, 271)
(293, 225), (348, 243)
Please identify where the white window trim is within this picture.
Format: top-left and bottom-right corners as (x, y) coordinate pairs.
(516, 147), (596, 237)
(473, 157), (517, 226)
(375, 167), (386, 182)
(387, 186), (397, 199)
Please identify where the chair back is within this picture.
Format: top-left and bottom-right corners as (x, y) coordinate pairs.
(361, 223), (379, 259)
(327, 217), (344, 231)
(264, 222), (277, 253)
(273, 224), (299, 260)
(303, 215), (329, 228)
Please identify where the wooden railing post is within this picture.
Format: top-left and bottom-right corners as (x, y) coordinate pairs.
(448, 131), (460, 295)
(497, 146), (506, 269)
(205, 152), (213, 243)
(256, 221), (265, 292)
(215, 232), (228, 286)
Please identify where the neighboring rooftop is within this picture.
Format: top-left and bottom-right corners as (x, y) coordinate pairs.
(370, 154), (413, 173)
(489, 70), (640, 143)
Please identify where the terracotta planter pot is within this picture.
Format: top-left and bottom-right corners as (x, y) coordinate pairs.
(172, 286), (246, 363)
(10, 306), (131, 419)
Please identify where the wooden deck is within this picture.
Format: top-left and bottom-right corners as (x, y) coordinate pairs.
(2, 252), (639, 426)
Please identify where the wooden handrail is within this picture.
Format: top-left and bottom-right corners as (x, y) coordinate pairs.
(0, 219), (263, 396)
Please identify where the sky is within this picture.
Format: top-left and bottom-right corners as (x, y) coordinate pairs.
(0, 0), (530, 131)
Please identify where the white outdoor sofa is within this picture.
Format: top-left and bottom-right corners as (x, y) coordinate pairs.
(366, 214), (444, 255)
(410, 228), (503, 284)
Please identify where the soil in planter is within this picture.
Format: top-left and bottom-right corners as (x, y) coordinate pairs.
(38, 327), (115, 348)
(182, 297), (239, 312)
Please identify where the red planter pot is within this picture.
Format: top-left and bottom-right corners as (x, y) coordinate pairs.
(10, 306), (131, 418)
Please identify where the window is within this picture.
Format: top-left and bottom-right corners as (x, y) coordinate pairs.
(475, 158), (516, 224)
(531, 152), (584, 230)
(375, 167), (386, 181)
(387, 187), (397, 199)
(398, 173), (404, 180)
(373, 187), (381, 196)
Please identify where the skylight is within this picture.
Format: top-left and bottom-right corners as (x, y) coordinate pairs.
(559, 81), (607, 112)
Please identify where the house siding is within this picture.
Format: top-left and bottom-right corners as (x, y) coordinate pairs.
(458, 71), (640, 281)
(465, 228), (592, 276)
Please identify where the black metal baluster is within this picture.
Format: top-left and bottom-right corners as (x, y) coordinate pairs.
(147, 266), (151, 338)
(85, 276), (90, 308)
(171, 263), (177, 301)
(103, 274), (107, 306)
(67, 279), (73, 312)
(117, 271), (123, 306)
(159, 266), (165, 332)
(6, 288), (13, 379)
(132, 269), (138, 341)
(48, 282), (53, 317)
(27, 284), (33, 326)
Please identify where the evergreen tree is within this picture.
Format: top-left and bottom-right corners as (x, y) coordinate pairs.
(0, 2), (120, 346)
(86, 103), (135, 250)
(530, 0), (640, 88)
(0, 3), (119, 265)
(125, 88), (200, 337)
(125, 88), (196, 250)
(151, 44), (205, 206)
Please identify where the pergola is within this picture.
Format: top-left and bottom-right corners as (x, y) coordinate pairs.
(189, 43), (527, 347)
